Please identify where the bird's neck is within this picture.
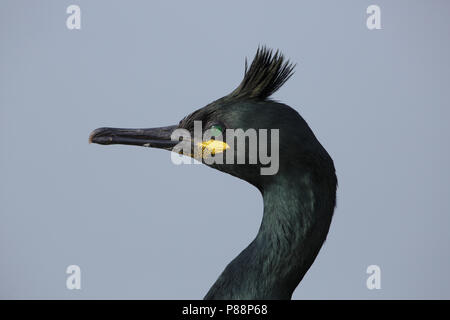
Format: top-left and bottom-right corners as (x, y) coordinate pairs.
(204, 170), (335, 300)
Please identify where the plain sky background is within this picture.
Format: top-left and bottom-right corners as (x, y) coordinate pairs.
(1, 0), (450, 299)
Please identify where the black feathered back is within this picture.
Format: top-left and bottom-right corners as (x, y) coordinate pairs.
(227, 46), (295, 101)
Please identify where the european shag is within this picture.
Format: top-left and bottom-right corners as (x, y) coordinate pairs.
(89, 47), (337, 300)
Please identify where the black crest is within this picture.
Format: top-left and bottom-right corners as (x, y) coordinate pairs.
(228, 46), (295, 101)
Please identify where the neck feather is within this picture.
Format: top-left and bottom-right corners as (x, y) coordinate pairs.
(204, 170), (335, 300)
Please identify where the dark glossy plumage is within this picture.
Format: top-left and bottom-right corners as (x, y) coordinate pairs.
(90, 47), (337, 300)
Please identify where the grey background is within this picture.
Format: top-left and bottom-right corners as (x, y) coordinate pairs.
(1, 0), (449, 299)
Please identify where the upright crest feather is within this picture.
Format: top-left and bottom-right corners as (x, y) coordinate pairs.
(228, 47), (295, 101)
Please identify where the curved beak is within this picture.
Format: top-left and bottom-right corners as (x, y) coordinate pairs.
(89, 125), (179, 150)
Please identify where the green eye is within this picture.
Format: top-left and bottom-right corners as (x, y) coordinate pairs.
(210, 125), (223, 137)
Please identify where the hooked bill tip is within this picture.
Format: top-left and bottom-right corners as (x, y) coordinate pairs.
(88, 129), (100, 144)
(89, 127), (111, 144)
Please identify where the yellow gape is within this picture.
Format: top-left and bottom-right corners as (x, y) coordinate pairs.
(197, 140), (230, 157)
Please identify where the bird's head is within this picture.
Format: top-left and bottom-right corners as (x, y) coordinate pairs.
(89, 47), (333, 191)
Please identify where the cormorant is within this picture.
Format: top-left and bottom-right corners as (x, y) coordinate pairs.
(89, 47), (337, 300)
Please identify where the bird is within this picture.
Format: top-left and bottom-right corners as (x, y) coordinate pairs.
(89, 47), (337, 300)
